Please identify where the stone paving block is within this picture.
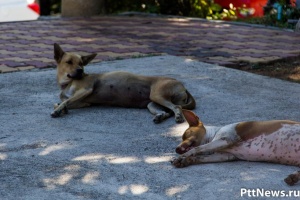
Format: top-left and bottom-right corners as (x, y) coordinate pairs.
(31, 58), (53, 63)
(53, 44), (76, 49)
(1, 60), (27, 67)
(17, 66), (35, 71)
(38, 40), (56, 45)
(215, 48), (242, 54)
(0, 55), (7, 59)
(29, 47), (50, 52)
(267, 51), (298, 57)
(43, 52), (54, 59)
(239, 52), (272, 58)
(243, 49), (267, 54)
(253, 29), (282, 35)
(93, 55), (111, 61)
(275, 49), (300, 53)
(17, 50), (39, 55)
(9, 30), (26, 34)
(234, 56), (281, 63)
(29, 43), (52, 49)
(243, 44), (272, 50)
(5, 57), (31, 62)
(270, 49), (299, 54)
(197, 51), (232, 57)
(0, 50), (14, 55)
(229, 33), (265, 39)
(43, 36), (66, 42)
(73, 47), (99, 53)
(243, 41), (271, 47)
(260, 56), (283, 62)
(15, 40), (36, 45)
(0, 65), (18, 73)
(220, 44), (246, 50)
(3, 46), (24, 51)
(0, 35), (15, 40)
(16, 35), (39, 41)
(99, 52), (143, 58)
(24, 60), (54, 68)
(193, 40), (222, 45)
(269, 40), (300, 46)
(0, 39), (9, 44)
(9, 43), (28, 48)
(221, 41), (245, 46)
(123, 52), (148, 58)
(207, 56), (236, 62)
(273, 34), (300, 41)
(133, 48), (158, 54)
(206, 60), (236, 66)
(112, 44), (150, 49)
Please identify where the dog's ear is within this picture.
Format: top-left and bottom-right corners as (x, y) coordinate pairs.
(54, 43), (65, 64)
(82, 54), (97, 66)
(182, 109), (202, 127)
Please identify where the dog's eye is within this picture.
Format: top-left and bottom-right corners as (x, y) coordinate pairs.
(66, 60), (73, 65)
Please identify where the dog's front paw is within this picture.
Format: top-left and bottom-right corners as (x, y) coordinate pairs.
(51, 104), (68, 118)
(171, 156), (191, 168)
(175, 113), (185, 123)
(284, 171), (300, 186)
(51, 110), (61, 118)
(153, 113), (164, 124)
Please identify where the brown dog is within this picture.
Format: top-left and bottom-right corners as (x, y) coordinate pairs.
(172, 110), (300, 185)
(51, 43), (196, 123)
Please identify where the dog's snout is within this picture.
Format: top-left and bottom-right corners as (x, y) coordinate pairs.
(67, 68), (84, 79)
(77, 68), (83, 74)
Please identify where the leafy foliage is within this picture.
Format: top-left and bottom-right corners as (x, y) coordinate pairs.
(48, 0), (300, 28)
(105, 0), (237, 19)
(239, 3), (300, 29)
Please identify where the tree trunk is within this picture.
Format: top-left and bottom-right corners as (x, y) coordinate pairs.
(61, 0), (106, 17)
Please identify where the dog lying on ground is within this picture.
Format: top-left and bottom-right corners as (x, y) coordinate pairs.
(171, 110), (300, 186)
(51, 43), (196, 123)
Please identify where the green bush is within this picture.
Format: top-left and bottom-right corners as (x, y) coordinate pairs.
(48, 0), (300, 28)
(105, 0), (237, 19)
(239, 3), (300, 29)
(51, 0), (61, 14)
(105, 0), (190, 15)
(46, 0), (236, 20)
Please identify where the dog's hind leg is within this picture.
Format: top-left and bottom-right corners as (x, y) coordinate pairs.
(150, 97), (184, 123)
(147, 102), (172, 123)
(284, 171), (300, 186)
(150, 81), (187, 123)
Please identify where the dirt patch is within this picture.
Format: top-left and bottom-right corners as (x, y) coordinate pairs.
(228, 56), (300, 84)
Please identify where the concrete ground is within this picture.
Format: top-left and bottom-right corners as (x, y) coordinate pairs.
(0, 55), (299, 200)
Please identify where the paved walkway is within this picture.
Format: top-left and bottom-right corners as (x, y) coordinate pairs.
(1, 15), (300, 73)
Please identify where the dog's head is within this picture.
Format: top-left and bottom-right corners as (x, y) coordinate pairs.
(175, 110), (207, 154)
(54, 43), (97, 87)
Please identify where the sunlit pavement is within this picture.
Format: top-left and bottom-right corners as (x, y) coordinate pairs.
(1, 15), (300, 73)
(0, 55), (299, 199)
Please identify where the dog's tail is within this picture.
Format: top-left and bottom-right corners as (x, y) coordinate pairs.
(181, 90), (196, 110)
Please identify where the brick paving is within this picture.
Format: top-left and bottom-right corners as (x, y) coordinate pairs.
(1, 15), (300, 73)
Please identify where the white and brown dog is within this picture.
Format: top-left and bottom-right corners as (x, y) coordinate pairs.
(51, 44), (195, 123)
(172, 110), (300, 186)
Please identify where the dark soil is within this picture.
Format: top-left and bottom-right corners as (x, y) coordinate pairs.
(229, 56), (300, 84)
